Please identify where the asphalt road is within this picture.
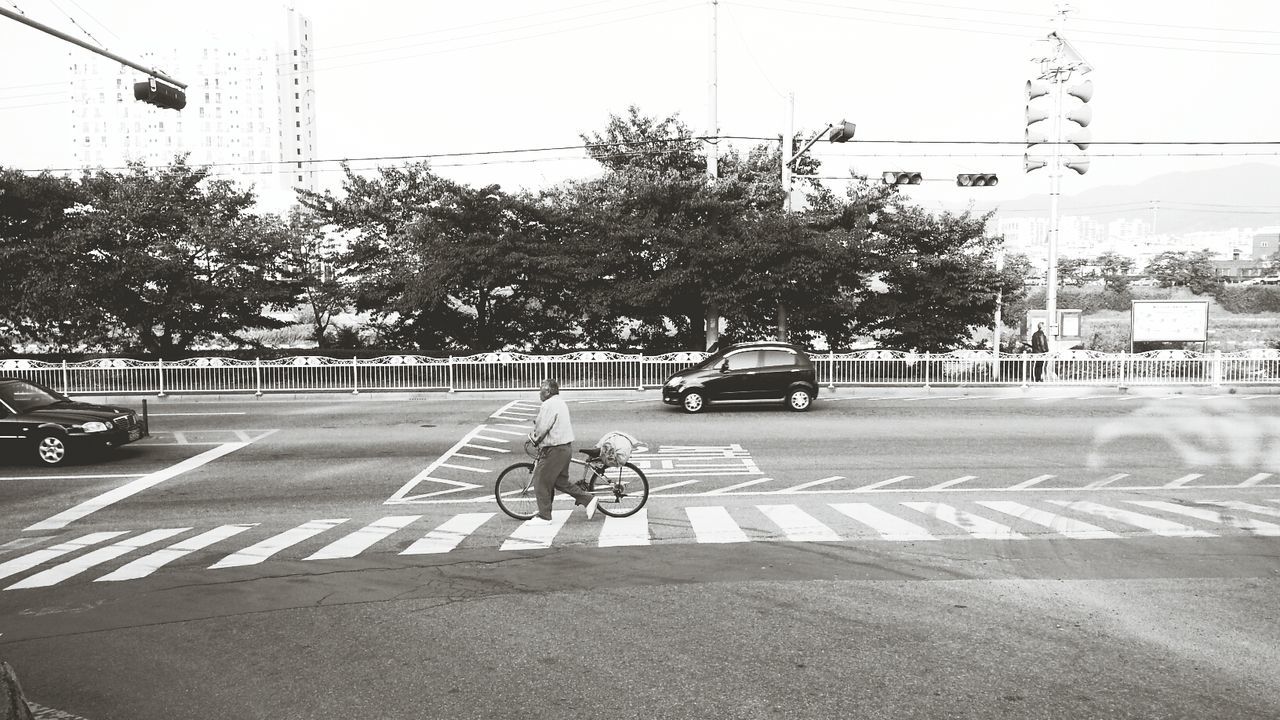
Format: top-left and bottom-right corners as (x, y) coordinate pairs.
(1, 387), (1278, 719)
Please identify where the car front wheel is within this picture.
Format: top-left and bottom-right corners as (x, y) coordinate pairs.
(34, 433), (70, 466)
(786, 388), (813, 412)
(681, 390), (706, 414)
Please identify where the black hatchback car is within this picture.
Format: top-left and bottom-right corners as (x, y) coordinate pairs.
(662, 341), (819, 413)
(0, 377), (149, 466)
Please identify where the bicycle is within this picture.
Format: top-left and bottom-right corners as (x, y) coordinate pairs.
(494, 440), (650, 520)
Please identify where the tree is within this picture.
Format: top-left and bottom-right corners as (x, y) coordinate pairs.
(1144, 249), (1219, 294)
(1095, 251), (1135, 292)
(1056, 256), (1089, 286)
(68, 158), (298, 355)
(280, 206), (351, 348)
(0, 168), (88, 351)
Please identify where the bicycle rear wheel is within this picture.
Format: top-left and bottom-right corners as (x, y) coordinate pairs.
(495, 462), (538, 520)
(593, 462), (648, 518)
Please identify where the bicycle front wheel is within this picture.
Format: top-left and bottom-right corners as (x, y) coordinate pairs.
(495, 462), (539, 520)
(593, 462), (649, 518)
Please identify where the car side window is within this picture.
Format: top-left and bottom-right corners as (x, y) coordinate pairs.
(725, 351), (762, 371)
(759, 350), (796, 367)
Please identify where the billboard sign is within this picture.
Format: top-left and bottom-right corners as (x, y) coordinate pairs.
(1131, 300), (1209, 343)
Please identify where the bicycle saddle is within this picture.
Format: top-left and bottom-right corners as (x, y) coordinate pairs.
(578, 447), (602, 459)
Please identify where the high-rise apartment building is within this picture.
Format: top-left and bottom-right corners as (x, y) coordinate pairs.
(66, 6), (316, 210)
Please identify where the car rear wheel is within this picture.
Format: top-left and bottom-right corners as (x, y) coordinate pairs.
(681, 390), (706, 414)
(786, 388), (813, 412)
(34, 433), (70, 466)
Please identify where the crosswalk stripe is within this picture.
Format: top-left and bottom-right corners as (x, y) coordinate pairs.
(0, 531), (128, 582)
(686, 506), (750, 543)
(1238, 473), (1272, 487)
(209, 519), (348, 568)
(1126, 501), (1280, 536)
(7, 529), (190, 590)
(903, 502), (1025, 539)
(305, 516), (422, 560)
(757, 505), (840, 542)
(1198, 500), (1280, 520)
(1047, 500), (1215, 537)
(705, 477), (774, 494)
(775, 476), (843, 493)
(1163, 473), (1203, 489)
(924, 476), (976, 491)
(96, 524), (258, 582)
(402, 513), (495, 555)
(975, 501), (1119, 539)
(1086, 473), (1128, 489)
(501, 510), (571, 550)
(853, 475), (913, 492)
(1008, 475), (1056, 490)
(598, 510), (651, 547)
(829, 503), (935, 541)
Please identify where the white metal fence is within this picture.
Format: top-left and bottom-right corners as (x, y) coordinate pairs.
(1, 348), (1277, 396)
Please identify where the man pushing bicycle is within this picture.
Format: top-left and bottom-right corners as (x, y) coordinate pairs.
(526, 378), (598, 523)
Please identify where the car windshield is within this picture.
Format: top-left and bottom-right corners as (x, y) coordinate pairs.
(0, 380), (68, 412)
(694, 352), (727, 370)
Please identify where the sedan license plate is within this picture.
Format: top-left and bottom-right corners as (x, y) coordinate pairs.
(128, 427), (142, 441)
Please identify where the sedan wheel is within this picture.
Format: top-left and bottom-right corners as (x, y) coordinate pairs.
(787, 388), (813, 412)
(681, 390), (706, 414)
(35, 434), (69, 466)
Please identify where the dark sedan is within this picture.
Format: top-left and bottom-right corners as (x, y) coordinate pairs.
(0, 378), (149, 466)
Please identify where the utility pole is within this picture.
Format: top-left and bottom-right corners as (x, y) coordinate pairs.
(0, 6), (186, 91)
(704, 0), (720, 351)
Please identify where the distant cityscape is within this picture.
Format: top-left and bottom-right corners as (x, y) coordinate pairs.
(996, 215), (1279, 279)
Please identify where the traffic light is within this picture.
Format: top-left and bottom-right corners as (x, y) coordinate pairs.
(133, 78), (186, 110)
(827, 120), (856, 143)
(882, 171), (922, 185)
(956, 173), (998, 187)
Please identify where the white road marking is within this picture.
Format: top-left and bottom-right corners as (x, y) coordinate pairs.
(975, 501), (1118, 539)
(0, 532), (128, 582)
(1086, 473), (1128, 489)
(147, 412), (247, 416)
(705, 477), (774, 494)
(829, 503), (934, 541)
(598, 510), (651, 547)
(25, 442), (249, 532)
(1048, 500), (1215, 537)
(473, 434), (511, 444)
(924, 475), (976, 491)
(0, 537), (49, 553)
(757, 505), (841, 542)
(486, 428), (527, 436)
(1239, 473), (1272, 487)
(402, 513), (495, 555)
(647, 480), (700, 493)
(1126, 500), (1280, 537)
(464, 443), (509, 453)
(774, 476), (844, 493)
(501, 510), (570, 550)
(209, 519), (348, 568)
(7, 528), (189, 590)
(1163, 473), (1203, 488)
(0, 473), (146, 482)
(903, 502), (1025, 540)
(686, 506), (750, 543)
(1008, 474), (1056, 490)
(1198, 500), (1280, 519)
(438, 463), (489, 473)
(452, 453), (490, 461)
(96, 524), (258, 581)
(853, 475), (913, 492)
(304, 516), (422, 560)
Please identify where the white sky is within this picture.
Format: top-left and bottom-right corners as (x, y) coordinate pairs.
(2, 0), (1278, 211)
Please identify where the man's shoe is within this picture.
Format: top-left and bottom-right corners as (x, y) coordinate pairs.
(584, 497), (599, 520)
(528, 516), (553, 525)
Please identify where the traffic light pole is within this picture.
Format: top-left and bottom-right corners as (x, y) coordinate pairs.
(0, 6), (186, 89)
(1046, 70), (1064, 347)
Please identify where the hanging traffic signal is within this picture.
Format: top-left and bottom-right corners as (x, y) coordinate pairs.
(133, 78), (186, 110)
(956, 173), (998, 187)
(882, 171), (922, 185)
(828, 120), (856, 143)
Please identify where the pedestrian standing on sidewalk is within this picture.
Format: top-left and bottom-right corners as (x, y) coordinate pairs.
(1031, 322), (1049, 382)
(527, 378), (598, 524)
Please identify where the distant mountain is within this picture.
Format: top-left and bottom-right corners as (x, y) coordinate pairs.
(974, 163), (1280, 233)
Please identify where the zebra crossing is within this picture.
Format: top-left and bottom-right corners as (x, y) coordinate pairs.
(2, 497), (1278, 591)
